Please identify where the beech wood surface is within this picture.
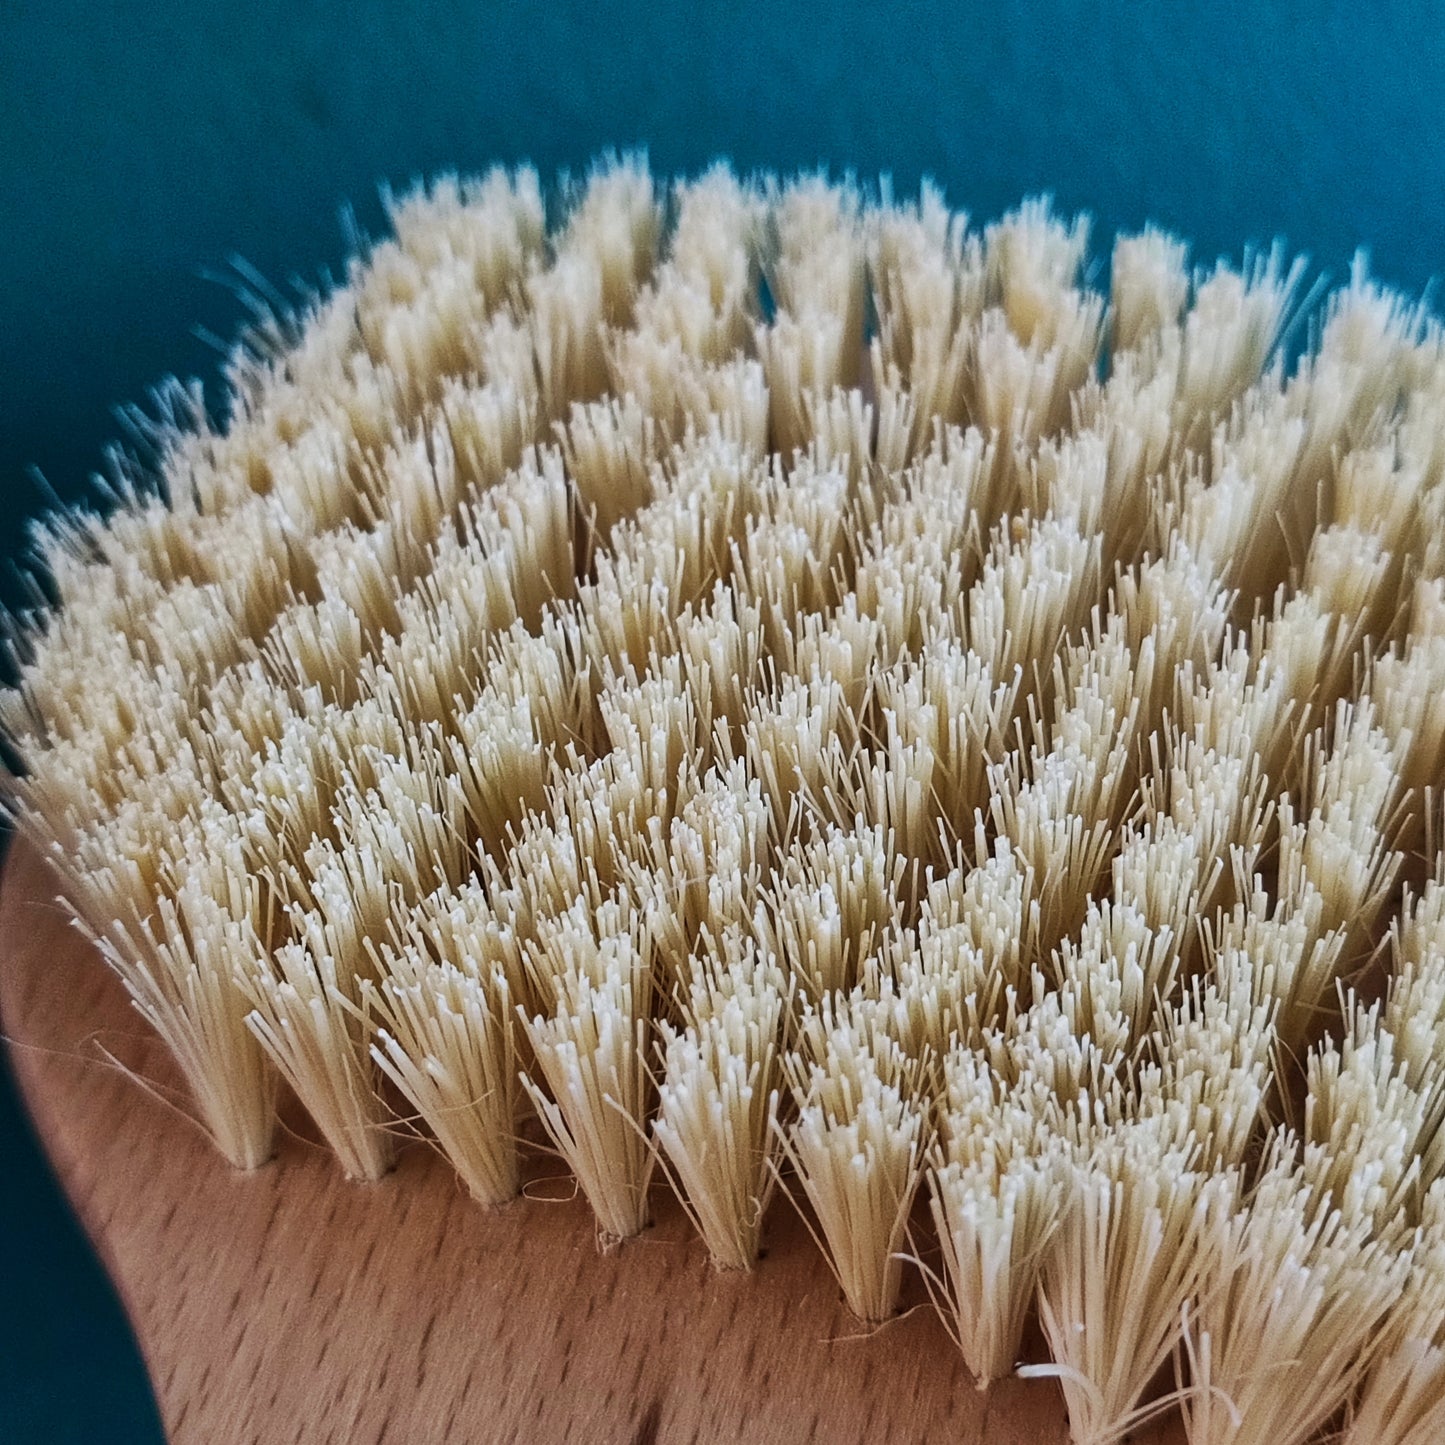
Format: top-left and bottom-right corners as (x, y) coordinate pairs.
(0, 838), (1181, 1444)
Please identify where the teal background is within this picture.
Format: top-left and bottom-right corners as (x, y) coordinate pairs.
(2, 3), (1444, 1439)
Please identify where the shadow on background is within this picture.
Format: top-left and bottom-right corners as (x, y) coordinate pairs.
(2, 2), (1445, 1438)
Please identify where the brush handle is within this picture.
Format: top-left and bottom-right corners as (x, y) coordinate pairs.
(0, 839), (1175, 1444)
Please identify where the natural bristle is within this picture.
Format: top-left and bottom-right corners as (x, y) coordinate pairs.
(8, 154), (1445, 1442)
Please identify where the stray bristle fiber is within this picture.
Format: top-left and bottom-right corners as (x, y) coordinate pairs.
(9, 153), (1445, 1443)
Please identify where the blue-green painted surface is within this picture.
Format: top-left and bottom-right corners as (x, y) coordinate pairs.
(3, 4), (1445, 1439)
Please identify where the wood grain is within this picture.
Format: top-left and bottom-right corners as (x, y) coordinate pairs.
(0, 837), (1182, 1444)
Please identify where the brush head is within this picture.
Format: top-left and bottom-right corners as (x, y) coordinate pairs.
(6, 156), (1445, 1444)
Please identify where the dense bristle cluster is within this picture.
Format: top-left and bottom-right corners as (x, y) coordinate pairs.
(9, 155), (1445, 1442)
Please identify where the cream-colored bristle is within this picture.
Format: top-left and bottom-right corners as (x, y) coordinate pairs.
(1345, 1182), (1445, 1445)
(1111, 229), (1189, 357)
(652, 942), (788, 1270)
(1027, 1126), (1236, 1445)
(518, 894), (656, 1243)
(1178, 1159), (1409, 1445)
(364, 878), (521, 1208)
(777, 997), (927, 1323)
(928, 1046), (1068, 1387)
(91, 852), (280, 1172)
(870, 181), (983, 448)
